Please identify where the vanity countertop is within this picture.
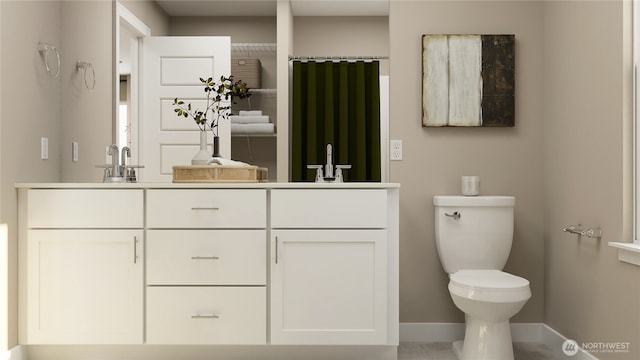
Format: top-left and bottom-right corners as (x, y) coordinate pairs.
(16, 182), (400, 189)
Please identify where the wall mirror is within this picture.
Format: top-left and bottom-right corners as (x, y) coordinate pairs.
(115, 3), (150, 167)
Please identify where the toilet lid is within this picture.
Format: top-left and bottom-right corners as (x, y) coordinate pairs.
(450, 270), (529, 291)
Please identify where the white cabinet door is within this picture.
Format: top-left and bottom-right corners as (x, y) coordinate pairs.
(270, 230), (387, 344)
(25, 230), (143, 344)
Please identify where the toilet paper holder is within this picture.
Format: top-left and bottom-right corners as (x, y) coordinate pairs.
(562, 224), (602, 239)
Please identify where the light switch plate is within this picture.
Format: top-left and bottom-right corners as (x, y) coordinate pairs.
(40, 137), (48, 160)
(72, 142), (79, 162)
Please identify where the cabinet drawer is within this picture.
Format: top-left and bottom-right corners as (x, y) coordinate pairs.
(147, 230), (266, 285)
(27, 189), (143, 228)
(271, 189), (387, 228)
(147, 189), (266, 228)
(146, 287), (266, 344)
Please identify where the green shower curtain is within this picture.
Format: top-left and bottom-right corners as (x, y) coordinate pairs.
(291, 60), (381, 182)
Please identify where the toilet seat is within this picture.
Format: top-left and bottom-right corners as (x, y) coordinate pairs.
(449, 270), (531, 303)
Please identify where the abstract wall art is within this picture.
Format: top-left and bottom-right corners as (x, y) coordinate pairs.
(422, 34), (515, 127)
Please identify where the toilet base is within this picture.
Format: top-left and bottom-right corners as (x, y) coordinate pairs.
(453, 317), (515, 360)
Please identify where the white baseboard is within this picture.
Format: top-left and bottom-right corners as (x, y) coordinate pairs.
(1, 345), (26, 360)
(543, 325), (599, 360)
(400, 323), (600, 360)
(399, 322), (543, 343)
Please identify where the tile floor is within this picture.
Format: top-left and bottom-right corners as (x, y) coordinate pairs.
(398, 342), (563, 360)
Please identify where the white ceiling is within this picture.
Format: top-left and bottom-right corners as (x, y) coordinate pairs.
(155, 0), (389, 17)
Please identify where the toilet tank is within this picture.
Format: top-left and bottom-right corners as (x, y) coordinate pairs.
(433, 196), (515, 274)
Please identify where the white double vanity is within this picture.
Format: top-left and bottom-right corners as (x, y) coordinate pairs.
(16, 182), (399, 360)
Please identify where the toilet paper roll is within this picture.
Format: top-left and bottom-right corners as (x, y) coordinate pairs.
(461, 176), (480, 196)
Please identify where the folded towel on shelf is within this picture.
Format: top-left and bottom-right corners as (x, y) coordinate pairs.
(206, 157), (250, 166)
(239, 110), (263, 116)
(230, 115), (270, 124)
(231, 123), (276, 135)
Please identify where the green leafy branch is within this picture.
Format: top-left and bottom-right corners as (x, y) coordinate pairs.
(173, 76), (251, 136)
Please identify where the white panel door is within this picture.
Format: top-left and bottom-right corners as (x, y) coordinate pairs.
(141, 36), (231, 182)
(25, 230), (143, 344)
(270, 230), (387, 344)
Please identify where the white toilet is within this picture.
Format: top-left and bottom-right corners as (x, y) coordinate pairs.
(433, 195), (531, 360)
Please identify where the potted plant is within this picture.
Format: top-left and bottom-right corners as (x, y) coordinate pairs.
(173, 75), (251, 164)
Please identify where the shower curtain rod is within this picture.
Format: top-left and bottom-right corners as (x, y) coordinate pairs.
(288, 55), (388, 61)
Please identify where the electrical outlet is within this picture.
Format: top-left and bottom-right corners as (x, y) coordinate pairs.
(390, 140), (402, 161)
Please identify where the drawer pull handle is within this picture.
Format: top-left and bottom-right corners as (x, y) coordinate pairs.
(191, 256), (220, 260)
(275, 236), (279, 264)
(191, 314), (219, 319)
(133, 236), (138, 264)
(191, 207), (220, 211)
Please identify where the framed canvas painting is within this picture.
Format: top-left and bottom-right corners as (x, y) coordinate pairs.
(422, 34), (515, 127)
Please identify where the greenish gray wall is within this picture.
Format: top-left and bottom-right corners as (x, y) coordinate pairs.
(543, 1), (639, 358)
(60, 0), (113, 183)
(389, 0), (545, 323)
(119, 0), (169, 36)
(293, 16), (389, 75)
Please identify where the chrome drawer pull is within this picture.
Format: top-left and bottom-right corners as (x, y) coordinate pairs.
(191, 314), (219, 319)
(191, 207), (220, 211)
(133, 236), (138, 264)
(190, 256), (220, 260)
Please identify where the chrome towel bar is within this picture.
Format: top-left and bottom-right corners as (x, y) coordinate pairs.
(563, 224), (602, 239)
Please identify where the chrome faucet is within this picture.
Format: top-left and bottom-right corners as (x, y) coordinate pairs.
(108, 144), (120, 178)
(325, 144), (334, 179)
(98, 144), (144, 183)
(121, 146), (130, 170)
(307, 143), (351, 183)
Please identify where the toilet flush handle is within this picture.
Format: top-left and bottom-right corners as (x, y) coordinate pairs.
(445, 211), (461, 220)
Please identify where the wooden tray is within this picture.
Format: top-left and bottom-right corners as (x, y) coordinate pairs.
(172, 165), (268, 183)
